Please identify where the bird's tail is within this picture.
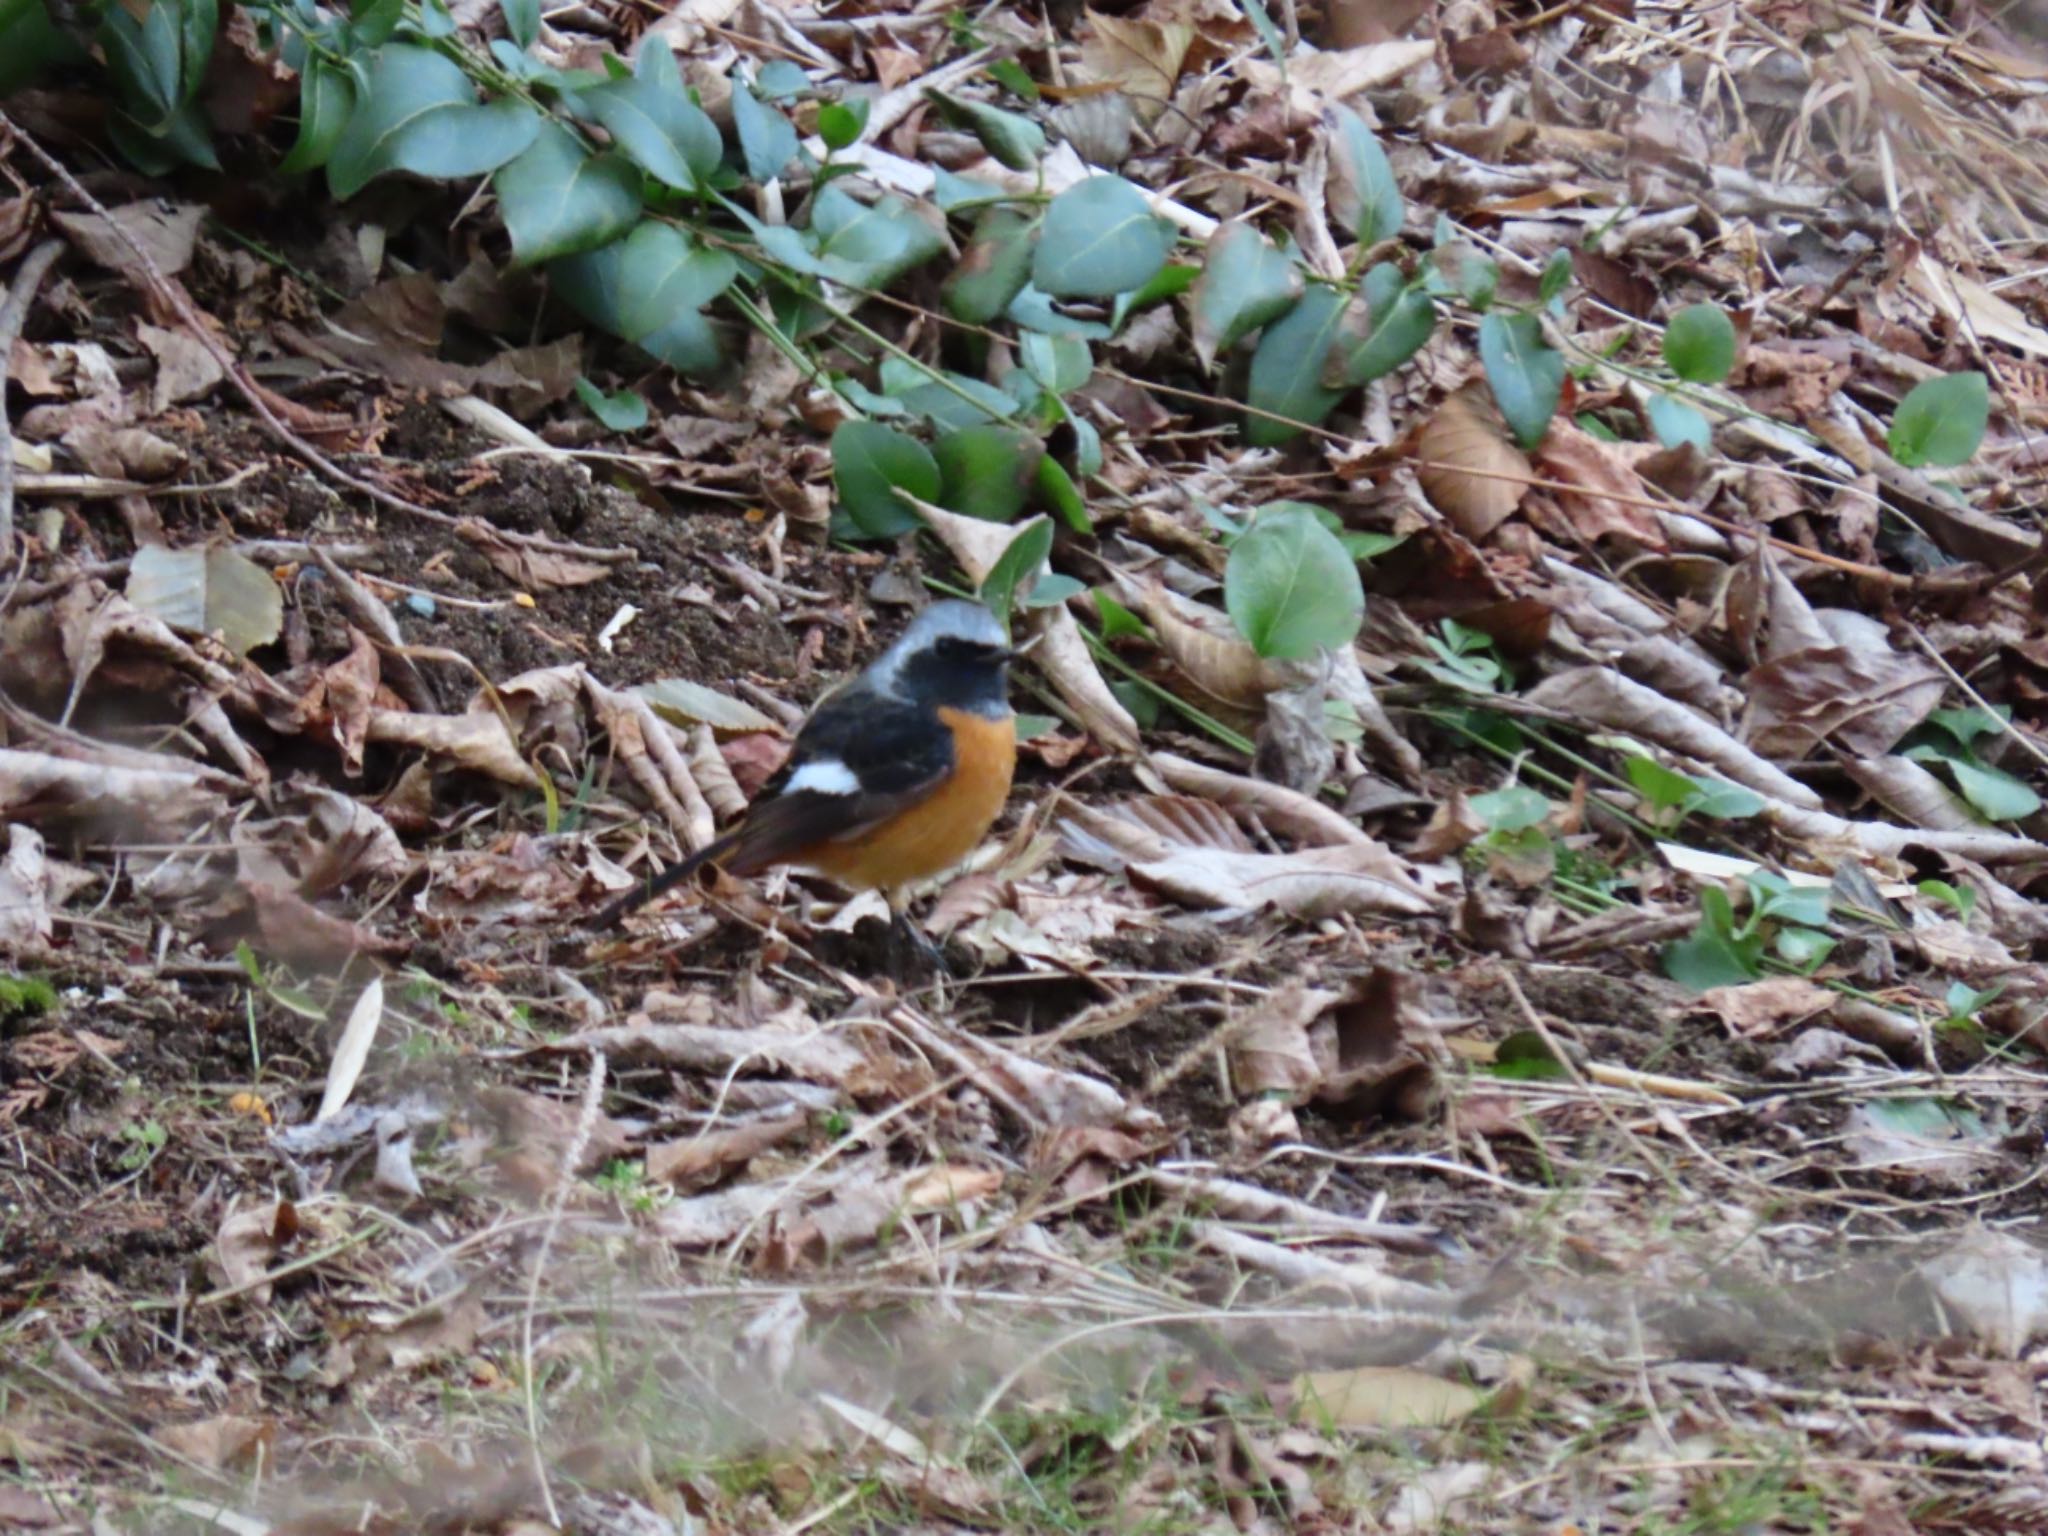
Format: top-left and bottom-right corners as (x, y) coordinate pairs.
(591, 827), (748, 930)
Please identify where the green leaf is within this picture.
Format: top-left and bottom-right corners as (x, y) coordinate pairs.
(732, 79), (798, 181)
(178, 0), (216, 101)
(1663, 886), (1764, 992)
(831, 421), (939, 539)
(884, 363), (1019, 430)
(927, 88), (1044, 171)
(1325, 282), (1436, 390)
(1244, 285), (1346, 448)
(1224, 501), (1365, 659)
(1034, 454), (1091, 533)
(1468, 785), (1550, 833)
(755, 59), (808, 99)
(1097, 589), (1146, 638)
(1928, 706), (2005, 750)
(582, 65), (722, 191)
(932, 166), (1008, 213)
(986, 56), (1038, 100)
(494, 124), (640, 265)
(1009, 284), (1114, 339)
(1111, 259), (1198, 332)
(101, 1), (180, 126)
(552, 222), (736, 375)
(279, 57), (355, 174)
(1329, 105), (1404, 246)
(1539, 247), (1574, 304)
(813, 184), (946, 290)
(1479, 311), (1563, 450)
(573, 377), (649, 431)
(500, 0), (537, 48)
(1028, 574), (1083, 607)
(1645, 392), (1710, 451)
(943, 208), (1037, 325)
(979, 517), (1054, 626)
(1663, 303), (1736, 385)
(1032, 176), (1176, 299)
(1889, 371), (1989, 469)
(1490, 1030), (1569, 1081)
(1917, 878), (1976, 923)
(1189, 220), (1302, 370)
(1690, 779), (1764, 820)
(327, 45), (542, 200)
(818, 96), (870, 150)
(936, 426), (1042, 522)
(1774, 926), (1836, 971)
(1625, 755), (1698, 814)
(1021, 332), (1091, 396)
(413, 0), (455, 36)
(1947, 757), (2041, 822)
(1094, 591), (1149, 640)
(0, 0), (83, 97)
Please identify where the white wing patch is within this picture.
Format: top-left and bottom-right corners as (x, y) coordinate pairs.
(784, 759), (862, 796)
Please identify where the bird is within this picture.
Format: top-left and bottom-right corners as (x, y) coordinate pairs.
(594, 599), (1026, 933)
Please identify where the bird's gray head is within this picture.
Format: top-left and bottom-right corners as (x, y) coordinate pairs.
(872, 599), (1017, 718)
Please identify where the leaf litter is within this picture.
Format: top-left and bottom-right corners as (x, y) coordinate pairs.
(6, 0), (2048, 1533)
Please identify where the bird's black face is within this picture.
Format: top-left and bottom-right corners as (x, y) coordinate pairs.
(900, 633), (1015, 718)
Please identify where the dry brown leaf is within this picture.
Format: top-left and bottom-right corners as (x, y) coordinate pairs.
(0, 824), (52, 949)
(1529, 418), (1666, 546)
(1415, 387), (1532, 539)
(53, 201), (205, 281)
(154, 1415), (274, 1470)
(1130, 840), (1443, 919)
(365, 704), (541, 789)
(1292, 1365), (1485, 1429)
(1230, 985), (1334, 1097)
(458, 522), (613, 589)
(1152, 751), (1372, 847)
(1526, 668), (1823, 809)
(1746, 646), (1945, 758)
(560, 1019), (865, 1087)
(1131, 583), (1272, 710)
(208, 1198), (296, 1303)
(645, 1109), (809, 1190)
(1080, 9), (1193, 119)
(137, 321), (226, 411)
(1696, 977), (1835, 1038)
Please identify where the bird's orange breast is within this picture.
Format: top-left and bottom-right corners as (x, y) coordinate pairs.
(802, 708), (1016, 890)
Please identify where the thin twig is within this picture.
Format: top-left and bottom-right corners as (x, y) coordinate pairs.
(0, 238), (63, 565)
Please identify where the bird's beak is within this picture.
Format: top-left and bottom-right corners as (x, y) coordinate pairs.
(1003, 633), (1044, 662)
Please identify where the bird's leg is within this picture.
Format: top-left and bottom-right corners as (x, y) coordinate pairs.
(884, 887), (949, 980)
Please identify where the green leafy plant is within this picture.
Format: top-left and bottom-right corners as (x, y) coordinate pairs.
(1901, 707), (2042, 824)
(1916, 877), (1977, 925)
(1888, 372), (1989, 469)
(1419, 619), (1510, 693)
(593, 1157), (667, 1214)
(1624, 756), (1765, 833)
(1222, 502), (1365, 660)
(1637, 302), (1738, 451)
(1466, 783), (1555, 879)
(117, 1117), (169, 1172)
(1664, 872), (1835, 992)
(573, 377), (648, 431)
(0, 972), (57, 1022)
(1938, 979), (2003, 1032)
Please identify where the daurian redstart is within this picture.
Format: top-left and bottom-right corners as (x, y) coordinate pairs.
(596, 600), (1024, 929)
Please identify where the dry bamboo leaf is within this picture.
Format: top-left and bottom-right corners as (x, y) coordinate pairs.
(1292, 1365), (1486, 1429)
(1415, 387), (1531, 539)
(316, 975), (384, 1124)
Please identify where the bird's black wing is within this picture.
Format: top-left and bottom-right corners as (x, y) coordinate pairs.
(592, 683), (952, 927)
(725, 681), (954, 872)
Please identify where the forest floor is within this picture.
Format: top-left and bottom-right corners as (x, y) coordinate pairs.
(5, 0), (2048, 1533)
